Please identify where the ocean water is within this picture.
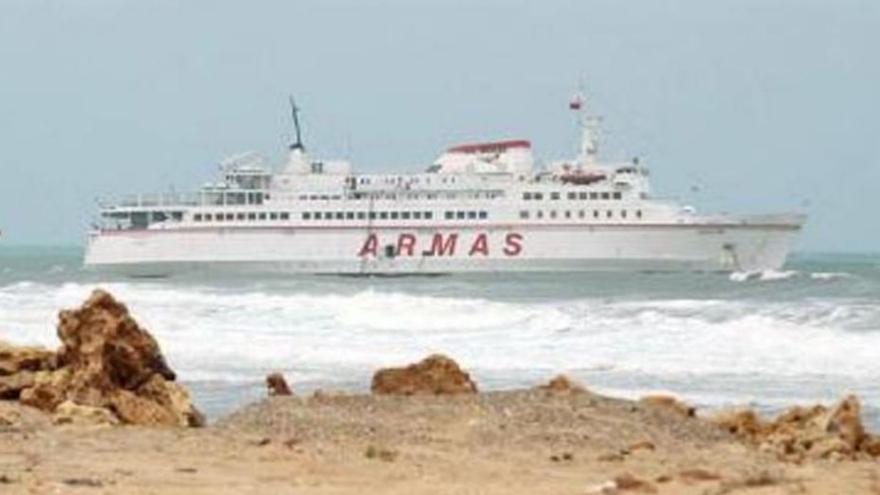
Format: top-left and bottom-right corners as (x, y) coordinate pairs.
(1, 246), (879, 426)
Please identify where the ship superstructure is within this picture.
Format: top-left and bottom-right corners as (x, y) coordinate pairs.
(85, 93), (804, 275)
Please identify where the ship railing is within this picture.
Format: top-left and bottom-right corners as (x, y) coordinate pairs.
(113, 193), (202, 208)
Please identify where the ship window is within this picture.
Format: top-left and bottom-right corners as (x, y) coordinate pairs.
(550, 210), (557, 219)
(579, 210), (585, 219)
(380, 212), (388, 220)
(590, 192), (598, 200)
(346, 212), (355, 220)
(390, 211), (399, 220)
(216, 214), (224, 222)
(401, 211), (411, 220)
(567, 192), (576, 200)
(551, 192), (560, 200)
(280, 212), (290, 220)
(357, 212), (366, 220)
(248, 213), (256, 220)
(457, 211), (466, 220)
(467, 211), (476, 220)
(413, 211), (421, 219)
(315, 212), (323, 220)
(606, 210), (612, 218)
(226, 213), (234, 221)
(270, 212), (278, 220)
(236, 213), (245, 221)
(369, 212), (377, 220)
(565, 210), (571, 219)
(299, 195), (307, 200)
(636, 210), (643, 219)
(593, 210), (599, 219)
(302, 212), (311, 220)
(259, 213), (267, 220)
(445, 211), (454, 220)
(424, 211), (433, 219)
(204, 214), (212, 221)
(523, 192), (532, 200)
(534, 193), (544, 200)
(536, 210), (544, 219)
(601, 192), (611, 200)
(478, 211), (487, 219)
(621, 210), (627, 219)
(520, 210), (529, 219)
(336, 212), (344, 220)
(579, 192), (588, 200)
(193, 214), (202, 222)
(613, 192), (622, 200)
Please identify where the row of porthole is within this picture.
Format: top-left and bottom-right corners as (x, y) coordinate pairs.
(523, 191), (623, 201)
(520, 209), (643, 220)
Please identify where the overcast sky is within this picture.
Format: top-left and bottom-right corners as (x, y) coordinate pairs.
(0, 0), (877, 252)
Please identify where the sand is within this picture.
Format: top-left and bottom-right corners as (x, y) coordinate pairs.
(1, 389), (879, 494)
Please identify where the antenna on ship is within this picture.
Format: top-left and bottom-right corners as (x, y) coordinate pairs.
(569, 82), (602, 166)
(288, 95), (305, 152)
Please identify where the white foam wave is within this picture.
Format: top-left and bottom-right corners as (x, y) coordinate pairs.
(729, 270), (799, 282)
(1, 281), (878, 414)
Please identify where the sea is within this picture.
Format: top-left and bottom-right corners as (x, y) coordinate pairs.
(1, 246), (878, 426)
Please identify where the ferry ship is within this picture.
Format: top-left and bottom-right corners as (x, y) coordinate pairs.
(85, 93), (805, 275)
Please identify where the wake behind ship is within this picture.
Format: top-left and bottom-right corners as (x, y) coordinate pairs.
(85, 92), (805, 276)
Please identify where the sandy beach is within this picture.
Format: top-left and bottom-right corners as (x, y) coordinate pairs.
(2, 387), (880, 495)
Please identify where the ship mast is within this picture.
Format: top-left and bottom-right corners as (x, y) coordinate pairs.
(289, 95), (305, 152)
(569, 86), (602, 167)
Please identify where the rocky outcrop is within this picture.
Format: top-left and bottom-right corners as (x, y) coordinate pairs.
(0, 342), (55, 376)
(536, 375), (586, 395)
(639, 395), (696, 418)
(266, 372), (293, 396)
(1, 289), (203, 427)
(371, 354), (478, 396)
(709, 395), (879, 461)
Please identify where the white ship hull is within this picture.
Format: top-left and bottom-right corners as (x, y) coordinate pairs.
(85, 217), (803, 276)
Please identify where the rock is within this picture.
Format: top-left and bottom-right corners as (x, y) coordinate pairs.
(266, 372), (292, 396)
(0, 371), (36, 400)
(371, 354), (477, 395)
(709, 409), (765, 437)
(15, 289), (203, 427)
(0, 342), (55, 376)
(19, 368), (71, 412)
(638, 395), (695, 418)
(678, 469), (722, 482)
(711, 395), (876, 461)
(613, 473), (657, 493)
(53, 400), (119, 426)
(627, 440), (656, 452)
(536, 374), (586, 395)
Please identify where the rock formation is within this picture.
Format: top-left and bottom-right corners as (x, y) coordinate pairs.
(639, 395), (696, 418)
(709, 395), (880, 461)
(371, 354), (477, 395)
(1, 289), (203, 427)
(536, 374), (586, 395)
(266, 372), (293, 396)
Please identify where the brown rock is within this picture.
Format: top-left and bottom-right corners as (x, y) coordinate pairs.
(709, 409), (765, 437)
(823, 395), (865, 452)
(0, 371), (36, 400)
(266, 372), (292, 396)
(627, 440), (656, 452)
(536, 374), (586, 395)
(15, 289), (203, 427)
(53, 400), (119, 426)
(678, 468), (722, 482)
(638, 395), (695, 418)
(0, 341), (55, 376)
(613, 473), (657, 493)
(371, 354), (477, 395)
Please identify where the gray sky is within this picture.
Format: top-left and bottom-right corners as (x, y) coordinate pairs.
(0, 0), (877, 252)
